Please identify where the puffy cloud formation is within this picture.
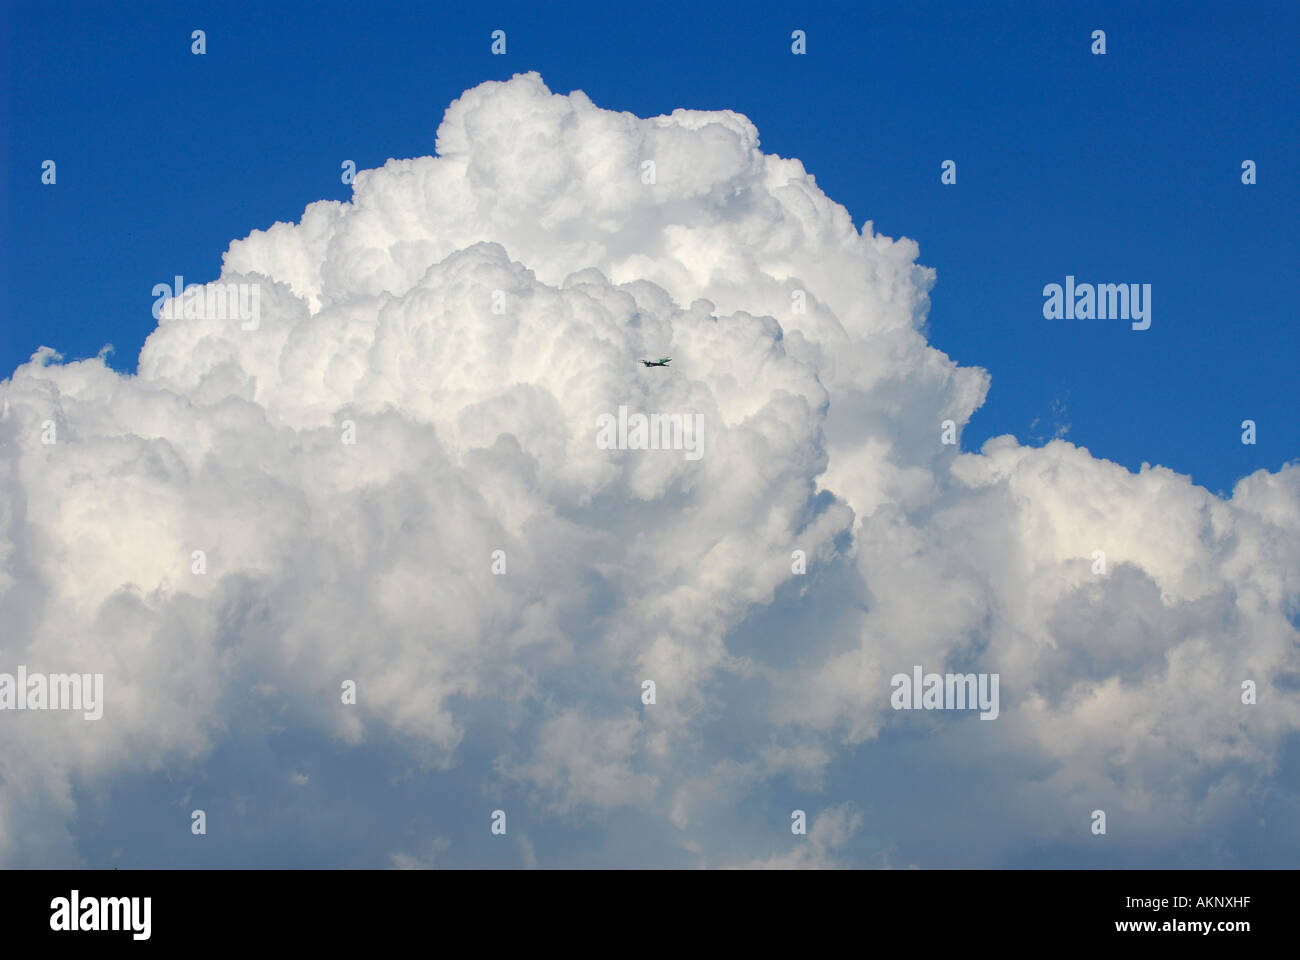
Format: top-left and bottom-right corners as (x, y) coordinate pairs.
(2, 72), (1297, 867)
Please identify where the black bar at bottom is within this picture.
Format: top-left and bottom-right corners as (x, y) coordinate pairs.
(1, 868), (1285, 947)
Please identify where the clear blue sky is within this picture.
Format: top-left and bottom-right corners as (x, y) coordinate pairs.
(3, 0), (1296, 496)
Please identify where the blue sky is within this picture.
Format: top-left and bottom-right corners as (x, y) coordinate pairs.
(4, 0), (1295, 494)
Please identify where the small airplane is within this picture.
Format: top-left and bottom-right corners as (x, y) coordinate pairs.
(640, 357), (672, 367)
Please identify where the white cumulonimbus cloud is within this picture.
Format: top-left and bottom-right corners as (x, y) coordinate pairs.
(1, 72), (1297, 867)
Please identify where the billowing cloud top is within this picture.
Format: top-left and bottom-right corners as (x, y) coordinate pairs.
(2, 72), (1297, 867)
